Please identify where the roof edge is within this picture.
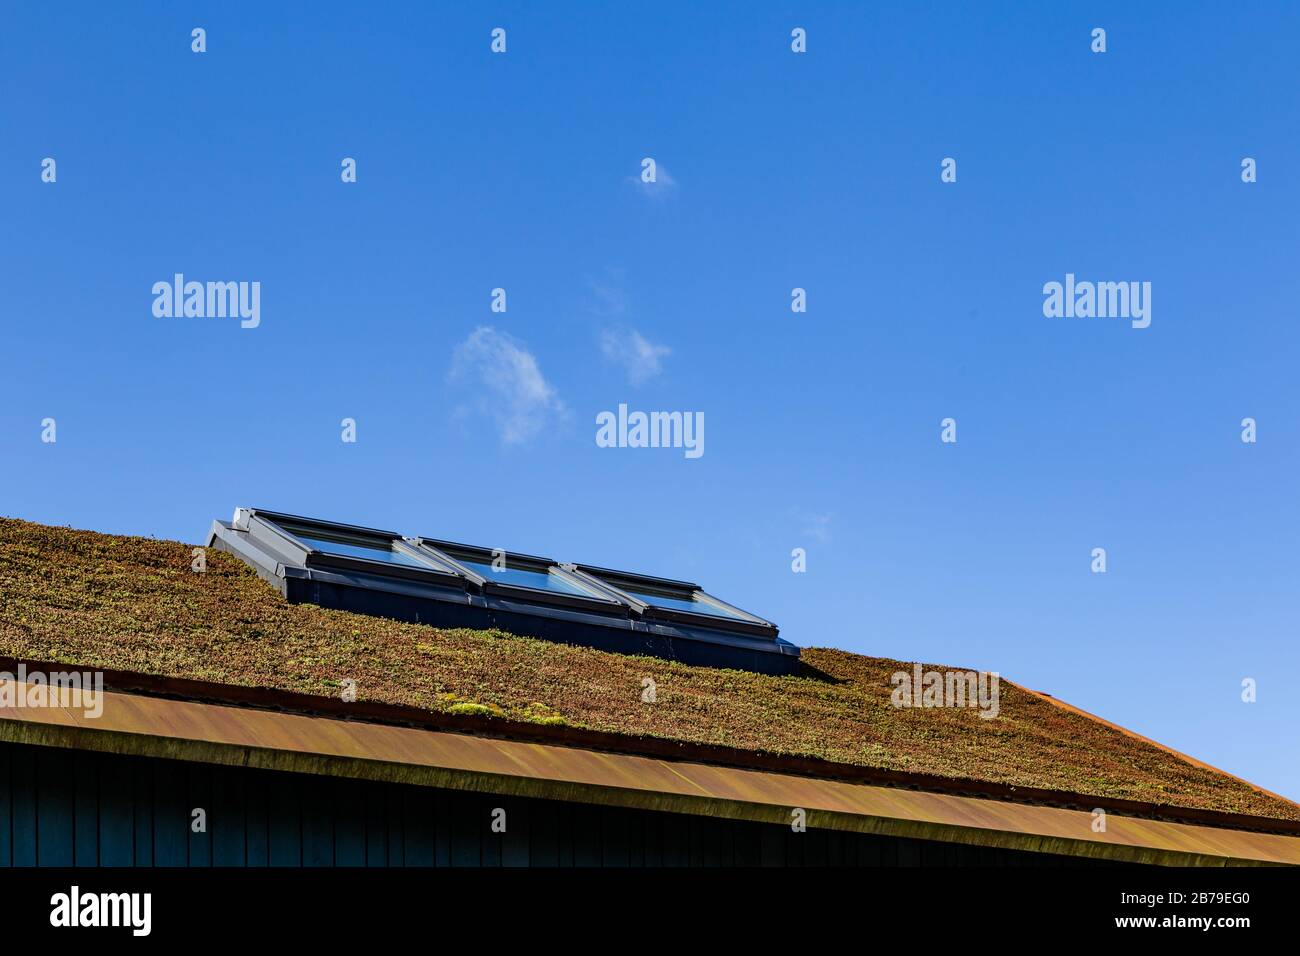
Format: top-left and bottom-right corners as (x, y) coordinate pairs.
(1, 687), (1294, 866)
(2, 654), (1295, 836)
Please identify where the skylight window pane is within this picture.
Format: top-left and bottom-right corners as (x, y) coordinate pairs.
(458, 559), (591, 596)
(291, 530), (428, 569)
(624, 587), (750, 621)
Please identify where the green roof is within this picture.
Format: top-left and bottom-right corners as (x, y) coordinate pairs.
(1, 516), (1295, 822)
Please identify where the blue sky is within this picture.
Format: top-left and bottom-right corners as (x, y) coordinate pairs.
(3, 3), (1298, 798)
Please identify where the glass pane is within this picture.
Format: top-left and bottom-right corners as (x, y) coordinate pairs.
(624, 587), (749, 621)
(458, 558), (591, 596)
(291, 530), (429, 569)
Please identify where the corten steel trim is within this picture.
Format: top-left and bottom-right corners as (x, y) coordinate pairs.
(1, 682), (1298, 866)
(1, 654), (1296, 837)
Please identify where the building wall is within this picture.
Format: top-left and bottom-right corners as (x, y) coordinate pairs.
(0, 740), (1108, 867)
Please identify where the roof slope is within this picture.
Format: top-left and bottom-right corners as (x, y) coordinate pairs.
(1, 516), (1295, 822)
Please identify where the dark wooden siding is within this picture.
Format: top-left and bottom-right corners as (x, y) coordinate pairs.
(0, 741), (1109, 866)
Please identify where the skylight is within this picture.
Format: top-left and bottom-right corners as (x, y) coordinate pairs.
(415, 538), (622, 611)
(622, 585), (750, 621)
(286, 527), (431, 570)
(570, 566), (772, 634)
(208, 508), (799, 675)
(450, 559), (592, 597)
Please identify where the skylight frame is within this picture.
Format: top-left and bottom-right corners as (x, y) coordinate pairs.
(416, 537), (630, 615)
(568, 564), (778, 638)
(211, 507), (799, 674)
(248, 510), (466, 586)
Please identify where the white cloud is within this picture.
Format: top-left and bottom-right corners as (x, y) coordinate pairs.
(601, 327), (671, 385)
(448, 326), (566, 444)
(799, 511), (833, 544)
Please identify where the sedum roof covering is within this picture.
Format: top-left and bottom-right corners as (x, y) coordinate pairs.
(1, 516), (1296, 823)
